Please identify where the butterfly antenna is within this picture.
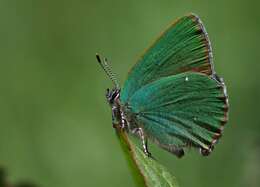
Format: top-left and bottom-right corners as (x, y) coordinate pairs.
(96, 53), (120, 89)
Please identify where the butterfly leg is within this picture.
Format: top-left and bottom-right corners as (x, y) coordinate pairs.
(120, 111), (129, 130)
(132, 128), (151, 157)
(112, 106), (119, 126)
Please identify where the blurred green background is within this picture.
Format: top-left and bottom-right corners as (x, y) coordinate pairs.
(0, 0), (259, 187)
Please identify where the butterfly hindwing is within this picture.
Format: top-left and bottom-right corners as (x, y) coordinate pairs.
(125, 72), (228, 156)
(121, 13), (214, 103)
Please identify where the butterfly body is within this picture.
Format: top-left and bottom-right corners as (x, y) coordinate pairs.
(105, 88), (153, 156)
(98, 13), (228, 158)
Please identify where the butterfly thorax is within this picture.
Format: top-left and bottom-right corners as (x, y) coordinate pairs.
(106, 88), (129, 129)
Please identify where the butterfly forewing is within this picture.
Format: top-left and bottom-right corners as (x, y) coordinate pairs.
(121, 13), (214, 103)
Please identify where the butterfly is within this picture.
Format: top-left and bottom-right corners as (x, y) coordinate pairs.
(97, 13), (228, 158)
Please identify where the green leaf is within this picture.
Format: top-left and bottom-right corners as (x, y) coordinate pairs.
(114, 125), (179, 187)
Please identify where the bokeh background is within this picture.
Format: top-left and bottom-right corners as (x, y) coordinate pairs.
(0, 0), (259, 187)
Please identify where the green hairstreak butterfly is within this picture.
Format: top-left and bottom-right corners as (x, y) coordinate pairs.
(97, 13), (228, 158)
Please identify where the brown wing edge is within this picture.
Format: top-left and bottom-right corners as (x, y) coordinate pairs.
(188, 13), (229, 156)
(187, 13), (215, 75)
(200, 74), (229, 156)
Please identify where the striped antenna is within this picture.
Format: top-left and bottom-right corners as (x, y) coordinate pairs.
(96, 53), (120, 88)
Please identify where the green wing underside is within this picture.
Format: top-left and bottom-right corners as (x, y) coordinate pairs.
(121, 13), (214, 103)
(120, 13), (228, 156)
(126, 72), (228, 155)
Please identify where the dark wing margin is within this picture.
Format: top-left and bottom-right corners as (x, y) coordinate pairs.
(121, 13), (215, 103)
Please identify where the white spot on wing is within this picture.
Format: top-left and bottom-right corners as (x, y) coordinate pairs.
(185, 77), (189, 81)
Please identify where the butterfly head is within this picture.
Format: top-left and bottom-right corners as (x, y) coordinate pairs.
(106, 88), (120, 105)
(96, 53), (121, 105)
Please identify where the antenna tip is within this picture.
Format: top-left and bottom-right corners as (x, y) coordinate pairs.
(96, 53), (101, 63)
